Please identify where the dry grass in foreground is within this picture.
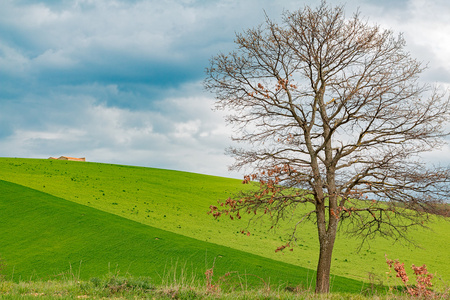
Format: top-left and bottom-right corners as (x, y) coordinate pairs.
(0, 274), (449, 300)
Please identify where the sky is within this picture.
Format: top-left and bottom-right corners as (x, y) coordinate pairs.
(1, 0), (449, 178)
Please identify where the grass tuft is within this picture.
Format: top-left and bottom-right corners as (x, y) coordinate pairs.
(1, 276), (448, 299)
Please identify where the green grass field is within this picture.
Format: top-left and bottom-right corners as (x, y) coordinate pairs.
(1, 157), (449, 291)
(0, 179), (364, 293)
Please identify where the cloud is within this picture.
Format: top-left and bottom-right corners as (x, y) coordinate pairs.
(0, 80), (238, 177)
(359, 0), (450, 82)
(0, 0), (297, 89)
(2, 0), (295, 111)
(0, 0), (449, 178)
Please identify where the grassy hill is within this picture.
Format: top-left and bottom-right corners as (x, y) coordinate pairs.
(1, 157), (449, 288)
(0, 179), (365, 293)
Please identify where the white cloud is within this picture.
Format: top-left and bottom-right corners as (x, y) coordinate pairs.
(33, 49), (77, 68)
(0, 44), (29, 76)
(13, 129), (85, 141)
(173, 120), (201, 139)
(358, 0), (450, 82)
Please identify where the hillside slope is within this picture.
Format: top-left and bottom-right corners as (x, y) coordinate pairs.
(1, 157), (449, 284)
(0, 180), (365, 292)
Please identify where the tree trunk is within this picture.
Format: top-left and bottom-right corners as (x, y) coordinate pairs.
(315, 197), (338, 294)
(315, 234), (336, 293)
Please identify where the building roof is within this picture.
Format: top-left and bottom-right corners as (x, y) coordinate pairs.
(48, 156), (86, 161)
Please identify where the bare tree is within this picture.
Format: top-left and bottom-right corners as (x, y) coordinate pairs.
(205, 1), (450, 294)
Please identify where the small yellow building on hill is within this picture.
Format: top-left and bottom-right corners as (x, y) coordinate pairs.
(48, 156), (86, 162)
